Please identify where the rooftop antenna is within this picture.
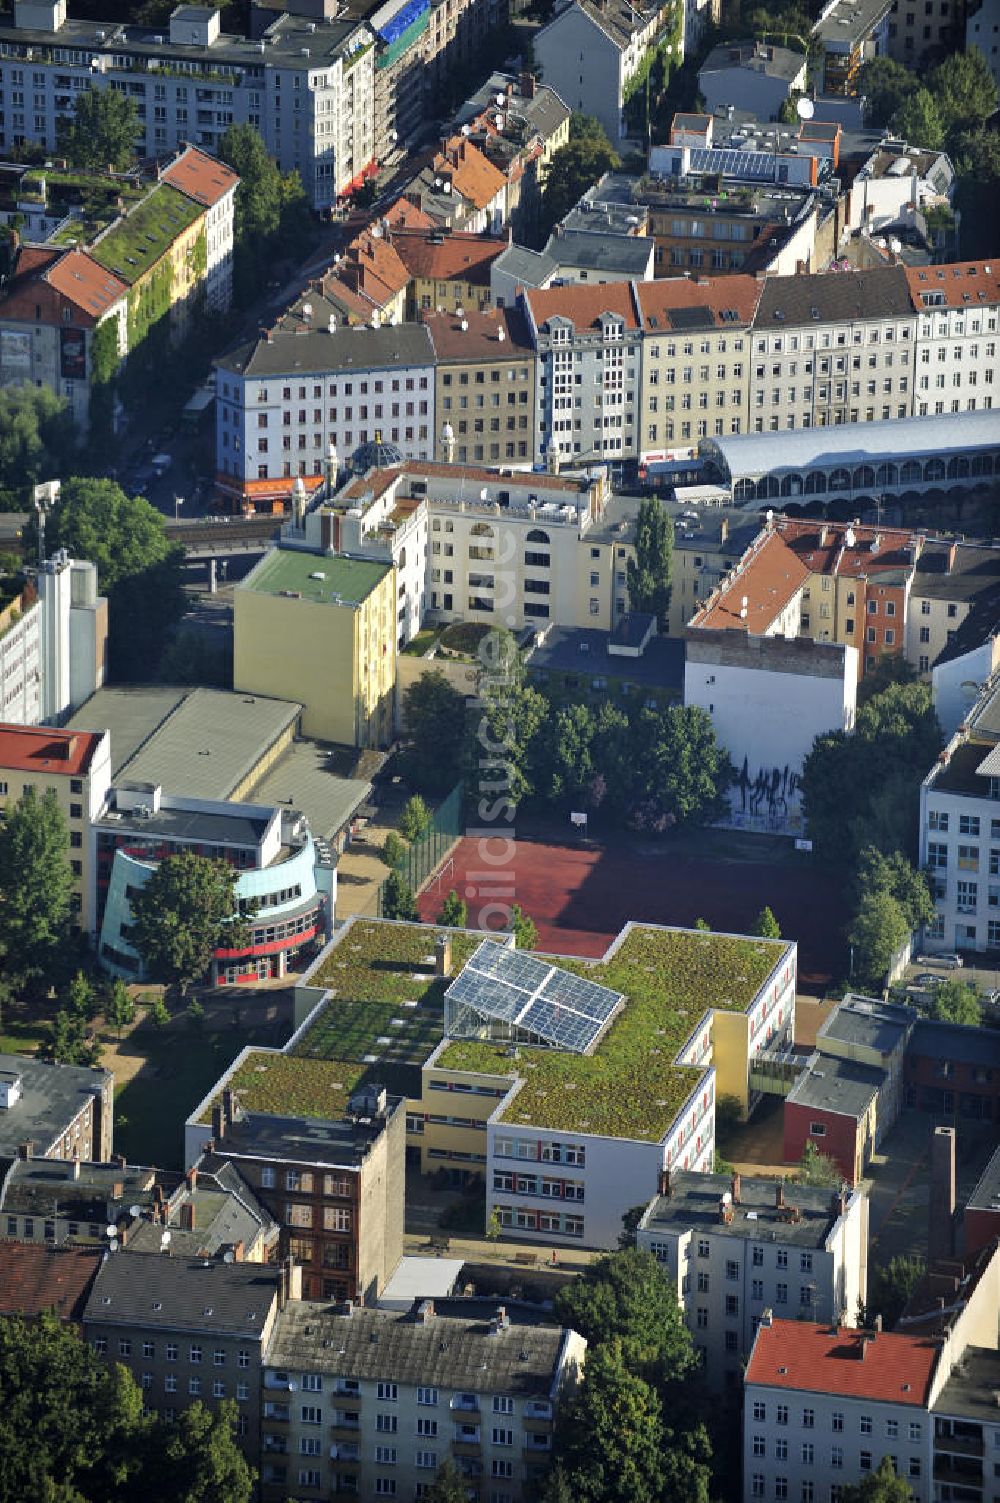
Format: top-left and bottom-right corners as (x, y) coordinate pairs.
(33, 480), (60, 568)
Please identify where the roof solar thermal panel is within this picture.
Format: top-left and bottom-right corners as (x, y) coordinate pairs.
(541, 970), (621, 1024)
(521, 998), (602, 1053)
(446, 967), (526, 1023)
(467, 942), (550, 993)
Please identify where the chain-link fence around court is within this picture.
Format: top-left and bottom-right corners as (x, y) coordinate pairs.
(376, 782), (465, 916)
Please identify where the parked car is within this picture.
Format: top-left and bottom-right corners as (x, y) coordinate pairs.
(935, 953), (964, 969)
(914, 973), (943, 988)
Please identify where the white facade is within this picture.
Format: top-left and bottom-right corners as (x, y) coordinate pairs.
(912, 295), (1000, 419)
(0, 552), (105, 727)
(932, 637), (1000, 741)
(968, 0), (1000, 92)
(525, 296), (642, 466)
(684, 633), (858, 836)
(0, 594), (42, 724)
(532, 0), (672, 143)
(0, 1), (375, 209)
(639, 1180), (868, 1391)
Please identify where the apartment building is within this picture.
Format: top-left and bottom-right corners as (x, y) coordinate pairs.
(743, 1317), (937, 1503)
(83, 1250), (294, 1460)
(215, 317), (435, 505)
(907, 263), (1000, 418)
(186, 1082), (405, 1304)
(0, 550), (105, 726)
(533, 0), (682, 144)
(810, 0), (892, 96)
(889, 0), (966, 62)
(698, 41), (806, 119)
(638, 1171), (868, 1391)
(0, 0), (375, 209)
(307, 460), (628, 633)
(259, 1297), (586, 1501)
(638, 171), (825, 280)
(968, 0), (1000, 90)
(452, 70), (571, 242)
(234, 549), (396, 746)
(0, 1052), (113, 1162)
(749, 268), (916, 433)
(635, 275), (760, 458)
(524, 281), (642, 468)
(398, 230), (506, 319)
(158, 143), (239, 312)
(919, 673), (1000, 954)
(0, 1239), (102, 1320)
(0, 722), (110, 929)
(906, 540), (1000, 679)
(424, 306), (536, 468)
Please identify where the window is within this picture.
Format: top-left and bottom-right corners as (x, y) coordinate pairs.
(908, 1459), (921, 1479)
(492, 1428), (514, 1446)
(376, 1414), (398, 1433)
(776, 1249), (788, 1268)
(213, 1350), (226, 1367)
(697, 1272), (710, 1292)
(375, 1482), (396, 1497)
(418, 1387), (438, 1406)
(166, 1344), (178, 1362)
(189, 1346), (202, 1364)
(189, 1377), (202, 1396)
(776, 1406), (788, 1426)
(753, 1436), (767, 1456)
(776, 1440), (788, 1460)
(493, 1397), (514, 1415)
(417, 1418), (438, 1437)
(860, 1452), (872, 1472)
(752, 1247), (764, 1267)
(261, 1167), (276, 1188)
(492, 1460), (514, 1479)
(375, 1446), (397, 1464)
(802, 1444), (814, 1464)
(377, 1382), (398, 1401)
(752, 1476), (765, 1498)
(726, 1259), (739, 1280)
(809, 1123), (826, 1138)
(960, 815), (981, 836)
(416, 1450), (438, 1469)
(119, 1339), (132, 1356)
(803, 1409), (815, 1429)
(831, 1447), (843, 1469)
(908, 1423), (922, 1442)
(776, 1480), (788, 1500)
(164, 1374), (177, 1393)
(860, 1416), (872, 1435)
(725, 1295), (739, 1317)
(143, 1342), (154, 1359)
(886, 1420), (898, 1439)
(753, 1402), (766, 1422)
(832, 1413), (843, 1433)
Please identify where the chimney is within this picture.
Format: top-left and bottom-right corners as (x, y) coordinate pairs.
(929, 1125), (956, 1263)
(153, 1183), (164, 1207)
(232, 1240), (245, 1262)
(658, 1167), (671, 1198)
(186, 1167), (198, 1194)
(731, 1172), (741, 1204)
(181, 1202), (196, 1231)
(775, 1181), (784, 1210)
(819, 525), (829, 546)
(222, 1089), (237, 1124)
(874, 1314), (882, 1335)
(111, 1181), (124, 1200)
(212, 1104), (225, 1141)
(520, 70), (536, 99)
(718, 1197), (733, 1224)
(947, 540), (958, 574)
(720, 517), (729, 545)
(859, 1336), (870, 1360)
(17, 1141), (32, 1160)
(417, 1299), (435, 1323)
(435, 934), (453, 977)
(70, 1159), (81, 1181)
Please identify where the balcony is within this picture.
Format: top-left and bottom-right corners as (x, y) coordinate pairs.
(525, 1436), (553, 1457)
(525, 1401), (553, 1420)
(450, 1396), (480, 1413)
(329, 1443), (360, 1461)
(331, 1415), (361, 1434)
(263, 1403), (289, 1422)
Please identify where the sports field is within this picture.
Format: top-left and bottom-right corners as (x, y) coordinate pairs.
(417, 831), (847, 991)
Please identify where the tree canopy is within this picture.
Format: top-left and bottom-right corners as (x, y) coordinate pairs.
(929, 977), (981, 1027)
(753, 906), (782, 939)
(626, 498), (674, 632)
(400, 669), (468, 792)
(55, 85), (141, 171)
(849, 888), (911, 990)
(0, 1310), (254, 1503)
(841, 1456), (916, 1503)
(554, 1248), (697, 1379)
(0, 386), (75, 512)
(218, 123), (313, 307)
(864, 1256), (925, 1329)
(0, 786), (75, 992)
(540, 114), (620, 237)
(130, 851), (253, 992)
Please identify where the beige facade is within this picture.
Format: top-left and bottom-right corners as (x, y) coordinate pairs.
(234, 551), (396, 749)
(427, 306), (537, 468)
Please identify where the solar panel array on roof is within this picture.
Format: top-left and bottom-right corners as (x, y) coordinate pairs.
(445, 940), (624, 1054)
(688, 147), (782, 180)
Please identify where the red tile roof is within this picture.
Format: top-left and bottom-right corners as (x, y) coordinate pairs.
(382, 197), (435, 231)
(905, 260), (1000, 312)
(745, 1319), (938, 1405)
(0, 724), (105, 777)
(526, 280), (640, 332)
(422, 305), (534, 360)
(775, 518), (918, 579)
(636, 273), (762, 329)
(0, 1241), (103, 1321)
(44, 251), (128, 321)
(433, 138), (507, 212)
(0, 246), (126, 328)
(391, 229), (506, 285)
(690, 531), (809, 632)
(160, 144), (239, 207)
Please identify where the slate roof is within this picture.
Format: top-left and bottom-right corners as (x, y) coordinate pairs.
(217, 321), (436, 380)
(0, 1158), (159, 1223)
(755, 266), (914, 326)
(0, 1241), (103, 1320)
(700, 41), (805, 82)
(264, 1298), (569, 1394)
(0, 1054), (111, 1159)
(83, 1251), (281, 1337)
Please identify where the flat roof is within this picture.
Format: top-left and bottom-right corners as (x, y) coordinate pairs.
(1, 1159), (159, 1224)
(909, 1019), (1000, 1069)
(812, 0), (894, 45)
(0, 724), (105, 778)
(210, 1102), (399, 1169)
(243, 739), (370, 843)
(701, 41), (805, 81)
(0, 1053), (111, 1158)
(378, 1255), (464, 1308)
(933, 1345), (1000, 1421)
(746, 1319), (937, 1404)
(640, 1171), (850, 1247)
(817, 995), (915, 1056)
(264, 1298), (567, 1392)
(240, 548), (391, 606)
(786, 1055), (883, 1119)
(115, 688), (302, 802)
(95, 801), (272, 850)
(526, 625), (684, 691)
(66, 686), (189, 775)
(704, 409), (1000, 486)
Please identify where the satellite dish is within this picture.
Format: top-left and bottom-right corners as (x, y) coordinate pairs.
(797, 97), (815, 120)
(105, 1224), (117, 1237)
(129, 1204), (142, 1218)
(160, 1230), (172, 1247)
(722, 1190), (732, 1204)
(109, 1238), (119, 1252)
(223, 1250), (236, 1264)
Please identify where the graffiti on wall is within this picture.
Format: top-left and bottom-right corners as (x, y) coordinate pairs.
(729, 757), (803, 831)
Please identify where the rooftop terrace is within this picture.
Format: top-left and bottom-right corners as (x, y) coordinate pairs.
(437, 925), (788, 1139)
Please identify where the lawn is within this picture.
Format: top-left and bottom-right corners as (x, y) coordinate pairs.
(113, 1008), (289, 1170)
(0, 1016), (48, 1058)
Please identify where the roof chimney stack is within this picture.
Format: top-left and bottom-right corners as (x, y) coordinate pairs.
(435, 934), (453, 977)
(658, 1167), (671, 1198)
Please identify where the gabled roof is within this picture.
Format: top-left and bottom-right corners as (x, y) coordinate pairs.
(0, 1241), (103, 1321)
(755, 265), (913, 327)
(160, 144), (239, 207)
(525, 279), (640, 332)
(746, 1318), (938, 1405)
(636, 274), (762, 330)
(83, 1250), (281, 1338)
(391, 229), (506, 285)
(44, 250), (128, 320)
(422, 304), (534, 361)
(905, 261), (1000, 312)
(689, 531), (809, 633)
(541, 0), (659, 52)
(382, 196), (436, 231)
(433, 138), (507, 211)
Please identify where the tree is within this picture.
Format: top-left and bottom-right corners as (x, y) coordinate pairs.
(399, 794), (432, 843)
(0, 386), (75, 511)
(554, 1340), (670, 1503)
(381, 832), (407, 871)
(554, 1248), (697, 1379)
(46, 477), (185, 679)
(927, 49), (998, 139)
(929, 977), (981, 1027)
(798, 1139), (842, 1187)
(892, 88), (944, 150)
(55, 84), (140, 170)
(626, 498), (674, 632)
(841, 1456), (916, 1503)
(382, 870), (419, 921)
(629, 705), (732, 831)
(859, 57), (918, 127)
(130, 852), (253, 993)
(849, 888), (910, 988)
(540, 113), (620, 235)
(855, 848), (935, 932)
(437, 890), (468, 927)
(472, 631), (547, 809)
(753, 906), (781, 939)
(218, 123), (312, 307)
(146, 994), (170, 1029)
(952, 128), (1000, 259)
(0, 786), (74, 989)
(536, 1463), (576, 1503)
(484, 1206), (502, 1242)
(186, 997), (206, 1034)
(0, 1311), (253, 1503)
(535, 702), (596, 808)
(106, 979), (135, 1040)
(864, 1256), (925, 1329)
(50, 1007), (103, 1067)
(423, 1461), (469, 1503)
(401, 670), (468, 793)
(508, 904), (538, 950)
(67, 970), (98, 1022)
